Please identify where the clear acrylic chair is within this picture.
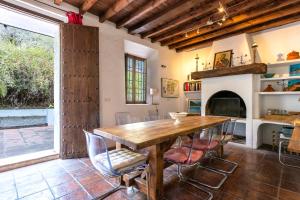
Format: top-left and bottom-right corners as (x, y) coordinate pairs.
(147, 110), (160, 121)
(207, 119), (238, 174)
(279, 122), (300, 169)
(84, 130), (149, 199)
(181, 126), (228, 189)
(164, 132), (213, 200)
(115, 112), (132, 125)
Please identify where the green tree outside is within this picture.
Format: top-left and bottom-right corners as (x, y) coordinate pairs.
(0, 24), (54, 108)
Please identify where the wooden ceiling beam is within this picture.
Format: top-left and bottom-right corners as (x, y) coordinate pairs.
(140, 0), (232, 39)
(175, 9), (300, 52)
(54, 0), (63, 5)
(127, 0), (194, 34)
(80, 0), (98, 14)
(116, 0), (169, 28)
(99, 0), (134, 22)
(176, 13), (300, 52)
(161, 0), (299, 46)
(172, 5), (300, 50)
(156, 0), (274, 44)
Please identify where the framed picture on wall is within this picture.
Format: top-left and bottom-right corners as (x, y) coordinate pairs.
(188, 99), (201, 114)
(161, 78), (179, 98)
(213, 50), (233, 69)
(288, 64), (300, 88)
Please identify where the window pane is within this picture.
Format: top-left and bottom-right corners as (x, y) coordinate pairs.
(125, 54), (146, 104)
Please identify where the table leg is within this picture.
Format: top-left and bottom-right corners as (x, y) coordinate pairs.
(116, 142), (123, 149)
(148, 143), (164, 200)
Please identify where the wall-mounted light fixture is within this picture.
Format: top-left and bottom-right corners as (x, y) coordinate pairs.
(150, 88), (159, 114)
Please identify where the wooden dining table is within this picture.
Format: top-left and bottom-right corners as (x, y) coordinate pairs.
(94, 115), (229, 200)
(288, 119), (300, 153)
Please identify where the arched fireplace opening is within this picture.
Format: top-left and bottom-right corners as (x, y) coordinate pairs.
(206, 90), (246, 118)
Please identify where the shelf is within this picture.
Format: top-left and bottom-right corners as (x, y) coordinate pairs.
(184, 80), (201, 83)
(258, 91), (300, 95)
(254, 118), (292, 126)
(191, 63), (267, 79)
(267, 59), (300, 67)
(260, 76), (300, 81)
(184, 91), (201, 93)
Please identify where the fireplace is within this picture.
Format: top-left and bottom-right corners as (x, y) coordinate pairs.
(206, 90), (246, 118)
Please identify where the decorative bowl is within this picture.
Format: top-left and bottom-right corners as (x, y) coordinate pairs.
(169, 112), (188, 124)
(263, 73), (275, 78)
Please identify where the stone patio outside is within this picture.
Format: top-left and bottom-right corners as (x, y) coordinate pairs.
(0, 126), (54, 159)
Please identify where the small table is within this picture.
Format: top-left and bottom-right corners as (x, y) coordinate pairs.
(94, 116), (229, 200)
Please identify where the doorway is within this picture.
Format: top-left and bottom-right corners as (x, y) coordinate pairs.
(0, 6), (60, 165)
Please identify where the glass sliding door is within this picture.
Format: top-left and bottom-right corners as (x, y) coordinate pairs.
(0, 6), (60, 162)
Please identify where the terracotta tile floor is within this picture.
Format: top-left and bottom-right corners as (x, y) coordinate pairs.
(0, 144), (300, 200)
(0, 126), (54, 159)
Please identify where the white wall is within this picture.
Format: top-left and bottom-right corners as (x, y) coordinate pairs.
(252, 21), (300, 64)
(98, 22), (182, 126)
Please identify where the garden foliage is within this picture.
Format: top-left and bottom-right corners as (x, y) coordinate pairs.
(0, 24), (54, 108)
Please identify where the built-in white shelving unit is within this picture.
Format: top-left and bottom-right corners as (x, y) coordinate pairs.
(267, 59), (300, 67)
(260, 76), (300, 81)
(258, 91), (300, 95)
(256, 59), (300, 148)
(184, 91), (201, 94)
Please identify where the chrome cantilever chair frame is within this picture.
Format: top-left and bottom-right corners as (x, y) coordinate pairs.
(279, 134), (300, 169)
(165, 132), (213, 200)
(188, 128), (228, 190)
(206, 119), (239, 174)
(84, 130), (150, 200)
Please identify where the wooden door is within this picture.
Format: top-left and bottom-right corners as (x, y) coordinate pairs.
(60, 23), (99, 159)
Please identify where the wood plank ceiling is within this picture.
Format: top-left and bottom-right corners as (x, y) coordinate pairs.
(56, 0), (300, 52)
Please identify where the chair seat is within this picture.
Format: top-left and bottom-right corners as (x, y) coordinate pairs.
(183, 139), (219, 150)
(164, 147), (204, 165)
(95, 148), (147, 173)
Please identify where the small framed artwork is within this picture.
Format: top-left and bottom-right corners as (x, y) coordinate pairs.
(213, 50), (233, 69)
(288, 64), (300, 87)
(188, 99), (201, 114)
(161, 78), (179, 98)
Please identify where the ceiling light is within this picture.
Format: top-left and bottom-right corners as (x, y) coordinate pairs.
(197, 28), (200, 34)
(218, 22), (223, 26)
(185, 32), (188, 38)
(218, 2), (225, 13)
(222, 15), (226, 22)
(206, 19), (213, 26)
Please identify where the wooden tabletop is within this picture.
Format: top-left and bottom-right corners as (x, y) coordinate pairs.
(288, 119), (300, 153)
(94, 116), (230, 150)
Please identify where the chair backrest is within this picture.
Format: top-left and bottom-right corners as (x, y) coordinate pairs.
(83, 130), (115, 175)
(115, 112), (132, 125)
(222, 119), (237, 136)
(148, 110), (159, 121)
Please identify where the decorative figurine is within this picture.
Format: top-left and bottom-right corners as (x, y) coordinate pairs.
(277, 53), (284, 61)
(263, 84), (275, 92)
(195, 54), (199, 71)
(237, 54), (248, 65)
(287, 51), (300, 60)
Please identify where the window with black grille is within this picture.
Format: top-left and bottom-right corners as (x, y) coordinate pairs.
(125, 54), (147, 104)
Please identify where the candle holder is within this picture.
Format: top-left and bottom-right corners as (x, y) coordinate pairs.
(252, 42), (258, 63)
